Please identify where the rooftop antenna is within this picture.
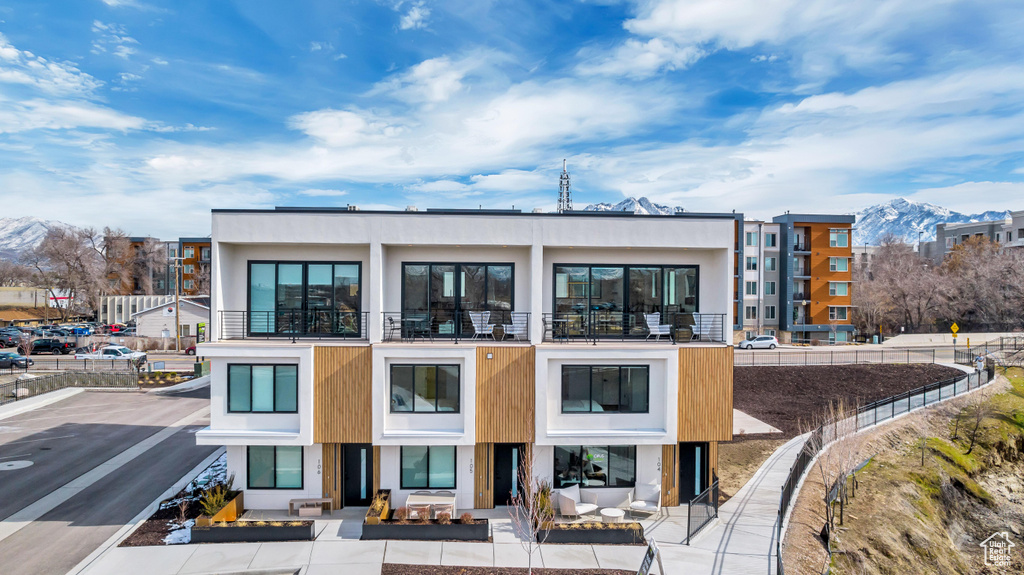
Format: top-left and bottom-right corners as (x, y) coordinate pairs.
(557, 159), (572, 213)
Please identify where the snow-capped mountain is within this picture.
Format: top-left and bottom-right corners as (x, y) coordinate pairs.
(854, 199), (1010, 245)
(0, 216), (62, 260)
(582, 197), (677, 215)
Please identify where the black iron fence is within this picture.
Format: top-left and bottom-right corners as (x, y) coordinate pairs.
(219, 310), (368, 341)
(0, 371), (139, 406)
(0, 358), (139, 373)
(541, 311), (727, 344)
(775, 368), (992, 574)
(735, 348), (937, 367)
(686, 473), (720, 544)
(954, 335), (1024, 366)
(381, 310), (529, 343)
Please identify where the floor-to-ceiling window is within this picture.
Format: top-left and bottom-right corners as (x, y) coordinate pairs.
(401, 263), (513, 336)
(248, 262), (361, 336)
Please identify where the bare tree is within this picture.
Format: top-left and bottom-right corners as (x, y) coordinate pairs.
(190, 262), (212, 295)
(0, 259), (32, 287)
(964, 392), (993, 455)
(507, 446), (554, 575)
(21, 226), (104, 322)
(131, 237), (167, 294)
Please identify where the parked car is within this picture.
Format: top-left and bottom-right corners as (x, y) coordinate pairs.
(75, 345), (147, 362)
(736, 335), (779, 350)
(30, 338), (76, 355)
(185, 345), (196, 355)
(46, 328), (70, 337)
(71, 326), (92, 336)
(0, 352), (34, 369)
(0, 333), (20, 348)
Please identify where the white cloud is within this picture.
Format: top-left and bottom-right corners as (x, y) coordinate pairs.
(0, 33), (103, 96)
(296, 188), (348, 197)
(372, 55), (480, 104)
(310, 41), (333, 52)
(91, 20), (139, 60)
(0, 98), (146, 133)
(399, 1), (430, 30)
(577, 37), (704, 78)
(288, 108), (406, 147)
(906, 182), (1024, 213)
(151, 57), (168, 65)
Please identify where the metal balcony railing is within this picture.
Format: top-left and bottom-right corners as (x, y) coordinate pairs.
(219, 310), (368, 340)
(540, 311), (727, 344)
(381, 310), (530, 343)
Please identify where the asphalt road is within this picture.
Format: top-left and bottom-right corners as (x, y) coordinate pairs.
(0, 389), (217, 575)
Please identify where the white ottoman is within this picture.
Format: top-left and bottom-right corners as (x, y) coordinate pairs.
(600, 508), (625, 523)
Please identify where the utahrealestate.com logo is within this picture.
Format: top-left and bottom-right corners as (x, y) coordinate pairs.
(981, 532), (1015, 568)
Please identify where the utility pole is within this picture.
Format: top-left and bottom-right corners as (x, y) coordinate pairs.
(171, 257), (183, 353)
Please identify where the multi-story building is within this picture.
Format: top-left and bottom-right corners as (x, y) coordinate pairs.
(179, 237), (212, 296)
(999, 210), (1024, 250)
(921, 219), (1008, 265)
(197, 207), (735, 512)
(738, 221), (782, 341)
(771, 214), (856, 344)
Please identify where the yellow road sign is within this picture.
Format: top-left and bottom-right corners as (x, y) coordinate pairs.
(951, 322), (959, 334)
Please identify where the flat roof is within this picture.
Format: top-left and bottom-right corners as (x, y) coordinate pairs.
(212, 207), (740, 220)
(772, 213), (857, 224)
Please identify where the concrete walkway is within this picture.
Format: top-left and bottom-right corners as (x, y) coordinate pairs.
(78, 431), (806, 575)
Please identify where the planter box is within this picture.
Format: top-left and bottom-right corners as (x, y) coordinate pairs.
(195, 492), (243, 527)
(362, 519), (489, 541)
(539, 524), (644, 545)
(191, 521), (314, 543)
(364, 489), (391, 525)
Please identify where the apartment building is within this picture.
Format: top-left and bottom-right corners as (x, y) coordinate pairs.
(1000, 210), (1024, 250)
(197, 208), (735, 512)
(738, 221), (782, 342)
(772, 214), (856, 344)
(179, 237), (212, 296)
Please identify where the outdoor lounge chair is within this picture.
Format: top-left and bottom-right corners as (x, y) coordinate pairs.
(502, 312), (529, 340)
(468, 311), (495, 339)
(691, 314), (714, 341)
(628, 483), (662, 519)
(557, 484), (598, 519)
(644, 313), (672, 341)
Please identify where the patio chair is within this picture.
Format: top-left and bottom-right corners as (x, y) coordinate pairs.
(644, 313), (672, 341)
(408, 503), (431, 521)
(468, 311), (494, 339)
(502, 312), (529, 340)
(627, 483), (662, 519)
(691, 314), (714, 341)
(384, 316), (400, 342)
(556, 484), (598, 519)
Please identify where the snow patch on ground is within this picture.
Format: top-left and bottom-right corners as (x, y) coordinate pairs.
(158, 452), (227, 510)
(163, 519), (194, 545)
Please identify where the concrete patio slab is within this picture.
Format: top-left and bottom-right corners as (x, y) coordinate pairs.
(492, 542), (543, 568)
(383, 540), (442, 565)
(592, 545), (649, 570)
(440, 542), (494, 566)
(540, 544), (600, 569)
(177, 542), (261, 574)
(309, 540), (386, 565)
(81, 546), (196, 575)
(247, 541), (314, 570)
(305, 563), (382, 575)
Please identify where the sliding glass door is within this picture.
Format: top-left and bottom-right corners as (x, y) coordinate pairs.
(247, 261), (362, 336)
(402, 263), (513, 336)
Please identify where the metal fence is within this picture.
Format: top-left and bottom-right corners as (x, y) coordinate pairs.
(541, 311), (727, 344)
(775, 368), (992, 574)
(954, 335), (1024, 366)
(0, 358), (140, 374)
(219, 310), (369, 341)
(381, 311), (531, 343)
(735, 348), (937, 367)
(0, 371), (139, 406)
(686, 473), (719, 544)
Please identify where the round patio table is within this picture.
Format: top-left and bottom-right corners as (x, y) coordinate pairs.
(600, 508), (625, 523)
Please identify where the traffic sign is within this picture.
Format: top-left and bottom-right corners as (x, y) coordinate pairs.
(951, 322), (959, 334)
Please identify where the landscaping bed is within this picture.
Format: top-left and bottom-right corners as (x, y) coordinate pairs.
(362, 518), (489, 541)
(382, 567), (634, 575)
(191, 520), (314, 543)
(539, 521), (644, 545)
(734, 364), (964, 437)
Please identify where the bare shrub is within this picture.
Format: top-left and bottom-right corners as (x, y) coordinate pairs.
(507, 446), (554, 575)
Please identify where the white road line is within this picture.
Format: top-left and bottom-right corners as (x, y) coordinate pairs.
(0, 405), (210, 544)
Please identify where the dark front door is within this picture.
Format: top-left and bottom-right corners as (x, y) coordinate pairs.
(342, 444), (373, 507)
(493, 443), (525, 506)
(679, 442), (709, 503)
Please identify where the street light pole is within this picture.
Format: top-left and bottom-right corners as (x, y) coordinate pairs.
(170, 257), (183, 353)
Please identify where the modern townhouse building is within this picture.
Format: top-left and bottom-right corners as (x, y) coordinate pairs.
(197, 207), (735, 514)
(772, 214), (856, 344)
(738, 221), (782, 341)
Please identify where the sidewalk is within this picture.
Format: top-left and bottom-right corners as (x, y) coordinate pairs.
(79, 437), (807, 575)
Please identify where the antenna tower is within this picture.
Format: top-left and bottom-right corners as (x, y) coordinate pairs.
(557, 159), (572, 213)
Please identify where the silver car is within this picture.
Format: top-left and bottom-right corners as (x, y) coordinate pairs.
(737, 335), (778, 350)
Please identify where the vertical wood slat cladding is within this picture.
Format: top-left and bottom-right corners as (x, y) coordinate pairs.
(661, 444), (679, 507)
(678, 347), (734, 442)
(474, 443), (494, 509)
(476, 346), (535, 443)
(314, 346), (372, 443)
(322, 443), (342, 509)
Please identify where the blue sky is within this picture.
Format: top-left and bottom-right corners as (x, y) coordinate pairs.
(2, 0), (1023, 238)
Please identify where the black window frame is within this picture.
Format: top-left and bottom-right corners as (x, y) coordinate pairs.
(553, 445), (637, 489)
(246, 445), (304, 490)
(560, 365), (650, 414)
(389, 364), (461, 413)
(400, 261), (516, 319)
(227, 364), (299, 413)
(551, 263), (701, 317)
(246, 260), (363, 337)
(399, 445), (458, 490)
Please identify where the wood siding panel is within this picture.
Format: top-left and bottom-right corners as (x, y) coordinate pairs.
(322, 443), (342, 509)
(661, 444), (679, 507)
(803, 222), (854, 326)
(476, 346), (535, 443)
(474, 443), (494, 509)
(678, 347), (734, 442)
(314, 346), (372, 443)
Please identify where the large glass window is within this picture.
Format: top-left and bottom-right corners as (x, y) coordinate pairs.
(247, 446), (303, 489)
(745, 257), (757, 271)
(553, 445), (636, 488)
(765, 233), (777, 247)
(561, 365), (649, 413)
(390, 365), (460, 412)
(400, 446), (456, 489)
(765, 257), (777, 271)
(228, 365), (298, 413)
(402, 263), (513, 335)
(830, 230), (849, 248)
(247, 262), (361, 336)
(745, 232), (758, 246)
(829, 257), (849, 272)
(745, 281), (757, 295)
(829, 282), (849, 296)
(829, 307), (849, 321)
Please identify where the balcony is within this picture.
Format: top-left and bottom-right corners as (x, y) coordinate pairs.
(382, 310), (530, 343)
(541, 311), (727, 344)
(793, 242), (811, 253)
(219, 310), (368, 340)
(793, 267), (811, 279)
(792, 292), (810, 302)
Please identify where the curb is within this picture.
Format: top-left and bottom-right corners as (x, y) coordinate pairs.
(0, 388), (83, 422)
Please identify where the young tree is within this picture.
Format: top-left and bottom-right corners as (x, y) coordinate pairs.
(507, 446), (554, 575)
(964, 392), (993, 455)
(801, 399), (864, 551)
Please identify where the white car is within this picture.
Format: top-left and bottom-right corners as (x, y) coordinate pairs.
(75, 345), (147, 362)
(737, 335), (778, 350)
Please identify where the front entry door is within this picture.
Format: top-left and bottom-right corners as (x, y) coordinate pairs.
(678, 442), (709, 503)
(493, 443), (524, 506)
(343, 444), (373, 507)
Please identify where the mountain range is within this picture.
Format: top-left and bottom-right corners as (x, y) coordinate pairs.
(582, 197), (1011, 246)
(0, 216), (59, 260)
